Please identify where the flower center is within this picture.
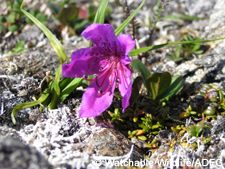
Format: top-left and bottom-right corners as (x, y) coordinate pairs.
(96, 57), (119, 96)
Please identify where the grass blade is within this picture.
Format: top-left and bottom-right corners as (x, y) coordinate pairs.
(11, 92), (49, 124)
(115, 0), (145, 35)
(94, 0), (109, 23)
(52, 65), (62, 95)
(20, 1), (67, 63)
(130, 37), (225, 56)
(59, 78), (74, 89)
(163, 14), (204, 22)
(129, 44), (167, 56)
(60, 78), (83, 102)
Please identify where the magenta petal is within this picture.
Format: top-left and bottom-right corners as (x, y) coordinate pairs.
(120, 55), (132, 65)
(117, 63), (132, 96)
(117, 63), (132, 111)
(117, 34), (135, 55)
(122, 83), (132, 111)
(81, 24), (121, 55)
(79, 70), (116, 117)
(62, 48), (99, 78)
(82, 24), (116, 45)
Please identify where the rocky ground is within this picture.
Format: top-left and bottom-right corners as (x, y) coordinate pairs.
(1, 0), (225, 169)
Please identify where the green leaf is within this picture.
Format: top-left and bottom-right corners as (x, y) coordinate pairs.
(60, 78), (83, 102)
(6, 13), (17, 23)
(8, 25), (18, 32)
(131, 76), (143, 104)
(59, 78), (74, 89)
(94, 0), (109, 23)
(9, 41), (26, 55)
(158, 76), (184, 101)
(11, 92), (49, 124)
(35, 12), (47, 23)
(20, 1), (67, 63)
(147, 72), (172, 100)
(203, 106), (216, 116)
(187, 123), (203, 137)
(11, 101), (39, 124)
(167, 46), (183, 62)
(0, 23), (5, 33)
(130, 37), (225, 56)
(132, 59), (150, 86)
(48, 66), (62, 109)
(138, 135), (147, 141)
(57, 4), (79, 25)
(129, 43), (168, 56)
(48, 90), (59, 109)
(52, 65), (62, 96)
(115, 0), (145, 35)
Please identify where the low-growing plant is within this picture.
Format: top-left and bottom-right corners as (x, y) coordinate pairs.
(187, 121), (209, 137)
(6, 40), (26, 56)
(0, 0), (47, 34)
(168, 33), (208, 62)
(108, 108), (123, 122)
(132, 59), (184, 102)
(179, 84), (225, 121)
(11, 0), (225, 126)
(128, 113), (162, 141)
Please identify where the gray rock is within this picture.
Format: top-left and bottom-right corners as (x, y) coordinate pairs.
(0, 136), (53, 169)
(85, 128), (143, 160)
(0, 124), (52, 169)
(185, 0), (216, 17)
(0, 126), (21, 140)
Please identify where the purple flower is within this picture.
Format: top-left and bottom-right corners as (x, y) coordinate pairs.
(62, 24), (135, 117)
